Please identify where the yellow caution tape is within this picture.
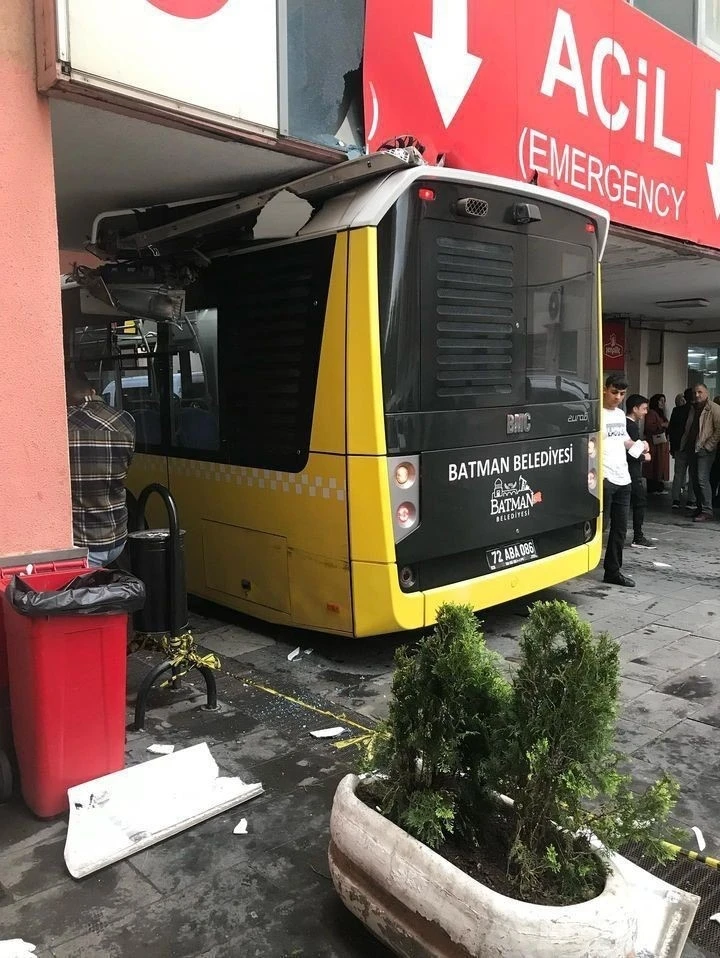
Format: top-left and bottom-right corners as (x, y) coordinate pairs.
(661, 841), (720, 870)
(131, 630), (220, 689)
(131, 632), (372, 749)
(238, 676), (375, 735)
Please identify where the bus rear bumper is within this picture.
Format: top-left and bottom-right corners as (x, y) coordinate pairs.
(351, 531), (602, 638)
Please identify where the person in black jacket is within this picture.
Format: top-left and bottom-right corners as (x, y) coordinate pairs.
(670, 387), (695, 510)
(626, 394), (654, 549)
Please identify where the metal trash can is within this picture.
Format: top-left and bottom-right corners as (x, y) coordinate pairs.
(128, 528), (188, 635)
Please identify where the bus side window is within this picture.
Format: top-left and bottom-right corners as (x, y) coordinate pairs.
(113, 320), (161, 449)
(212, 236), (335, 473)
(170, 309), (220, 454)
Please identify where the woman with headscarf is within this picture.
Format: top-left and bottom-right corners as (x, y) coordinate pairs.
(643, 393), (669, 494)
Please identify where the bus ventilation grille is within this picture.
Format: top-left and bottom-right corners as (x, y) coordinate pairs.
(430, 234), (515, 403)
(456, 198), (489, 218)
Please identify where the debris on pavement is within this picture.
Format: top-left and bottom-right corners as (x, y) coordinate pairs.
(310, 726), (346, 738)
(147, 743), (175, 755)
(64, 743), (263, 878)
(692, 826), (706, 851)
(233, 818), (248, 835)
(287, 647), (301, 661)
(0, 942), (36, 958)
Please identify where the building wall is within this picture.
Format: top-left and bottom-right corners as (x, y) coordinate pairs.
(620, 323), (689, 478)
(0, 0), (72, 557)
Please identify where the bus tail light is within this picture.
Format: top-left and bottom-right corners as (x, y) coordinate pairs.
(388, 455), (420, 543)
(588, 433), (599, 498)
(394, 461), (416, 489)
(396, 502), (416, 527)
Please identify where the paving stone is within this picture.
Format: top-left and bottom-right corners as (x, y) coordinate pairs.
(483, 629), (522, 661)
(634, 719), (720, 789)
(661, 654), (720, 728)
(52, 841), (378, 958)
(0, 861), (161, 951)
(621, 625), (693, 645)
(614, 719), (664, 755)
(0, 823), (69, 902)
(336, 674), (393, 722)
(616, 628), (687, 686)
(620, 660), (677, 688)
(621, 690), (700, 732)
(620, 676), (656, 703)
(588, 612), (663, 639)
(664, 602), (720, 641)
(198, 624), (277, 658)
(127, 778), (337, 897)
(641, 595), (710, 618)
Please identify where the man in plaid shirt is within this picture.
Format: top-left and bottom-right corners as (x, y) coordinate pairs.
(66, 371), (136, 567)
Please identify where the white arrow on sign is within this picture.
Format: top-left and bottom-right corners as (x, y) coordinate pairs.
(707, 89), (720, 219)
(414, 0), (482, 129)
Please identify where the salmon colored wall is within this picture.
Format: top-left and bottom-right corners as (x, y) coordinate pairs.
(0, 0), (72, 557)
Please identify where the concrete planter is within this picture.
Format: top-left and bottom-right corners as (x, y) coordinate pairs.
(328, 774), (699, 958)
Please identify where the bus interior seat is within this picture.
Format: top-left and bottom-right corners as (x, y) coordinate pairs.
(178, 406), (219, 449)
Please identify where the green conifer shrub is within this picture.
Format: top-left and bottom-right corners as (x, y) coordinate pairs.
(362, 599), (682, 905)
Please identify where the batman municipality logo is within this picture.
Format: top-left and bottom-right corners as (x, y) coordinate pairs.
(490, 476), (543, 523)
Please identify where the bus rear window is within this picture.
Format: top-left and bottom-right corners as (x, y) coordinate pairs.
(526, 237), (595, 403)
(378, 188), (599, 414)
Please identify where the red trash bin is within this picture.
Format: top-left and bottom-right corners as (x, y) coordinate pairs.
(3, 568), (129, 817)
(0, 559), (87, 762)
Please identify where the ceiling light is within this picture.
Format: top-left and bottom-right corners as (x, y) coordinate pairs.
(656, 298), (710, 309)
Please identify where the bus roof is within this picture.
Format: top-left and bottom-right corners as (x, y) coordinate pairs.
(298, 166), (611, 260)
(100, 153), (610, 262)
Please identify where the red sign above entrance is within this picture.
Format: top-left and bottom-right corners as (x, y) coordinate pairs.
(602, 320), (626, 371)
(364, 0), (720, 249)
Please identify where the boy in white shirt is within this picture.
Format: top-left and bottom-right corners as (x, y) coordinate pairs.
(602, 373), (649, 587)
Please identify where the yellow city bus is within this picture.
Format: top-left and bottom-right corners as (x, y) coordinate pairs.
(63, 153), (609, 637)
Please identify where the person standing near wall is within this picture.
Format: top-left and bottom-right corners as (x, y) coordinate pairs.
(670, 388), (695, 510)
(685, 384), (720, 523)
(66, 369), (136, 566)
(643, 394), (669, 495)
(625, 394), (655, 550)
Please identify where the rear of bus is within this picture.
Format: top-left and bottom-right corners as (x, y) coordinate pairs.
(350, 172), (608, 636)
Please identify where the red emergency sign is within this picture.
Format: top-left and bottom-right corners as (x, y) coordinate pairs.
(364, 0), (720, 249)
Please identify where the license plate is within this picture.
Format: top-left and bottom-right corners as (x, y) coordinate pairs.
(486, 539), (538, 572)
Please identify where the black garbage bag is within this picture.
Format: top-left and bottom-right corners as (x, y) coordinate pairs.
(6, 570), (146, 618)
